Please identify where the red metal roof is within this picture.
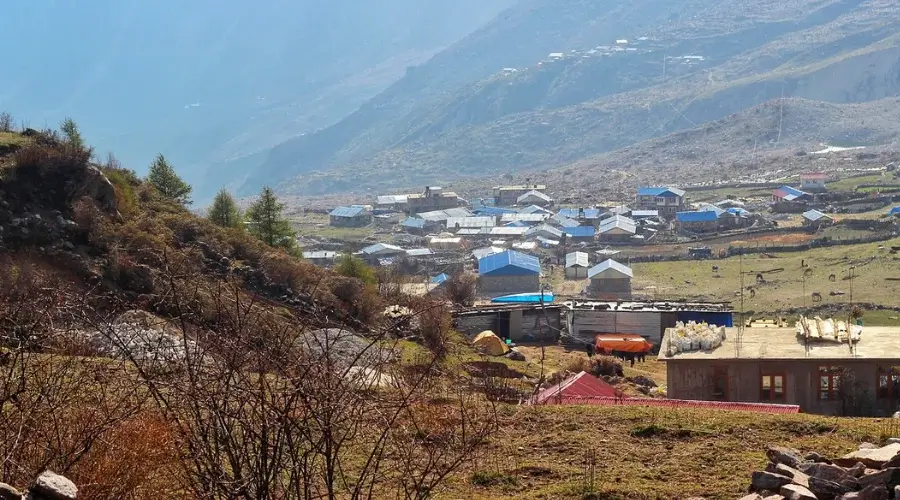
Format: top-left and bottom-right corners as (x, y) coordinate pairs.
(534, 395), (800, 414)
(533, 371), (619, 404)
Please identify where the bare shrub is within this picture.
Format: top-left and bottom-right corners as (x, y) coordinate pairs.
(0, 112), (13, 132)
(443, 272), (477, 307)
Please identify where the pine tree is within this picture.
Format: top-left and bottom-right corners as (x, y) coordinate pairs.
(208, 188), (243, 229)
(147, 154), (192, 205)
(245, 186), (296, 250)
(60, 117), (85, 150)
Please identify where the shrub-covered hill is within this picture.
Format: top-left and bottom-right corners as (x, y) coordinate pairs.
(0, 128), (394, 333)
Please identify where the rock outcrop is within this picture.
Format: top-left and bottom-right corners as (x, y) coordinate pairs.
(742, 443), (900, 499)
(0, 470), (77, 500)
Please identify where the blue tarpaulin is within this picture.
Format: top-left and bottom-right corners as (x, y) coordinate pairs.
(491, 292), (555, 304)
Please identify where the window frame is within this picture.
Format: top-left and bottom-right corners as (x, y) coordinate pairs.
(760, 372), (785, 402)
(819, 366), (843, 401)
(877, 366), (900, 400)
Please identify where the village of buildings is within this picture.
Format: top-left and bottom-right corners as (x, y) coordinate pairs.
(300, 168), (900, 416)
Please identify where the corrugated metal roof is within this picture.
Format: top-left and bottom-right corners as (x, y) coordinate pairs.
(329, 206), (368, 217)
(675, 211), (718, 223)
(637, 187), (686, 197)
(533, 371), (618, 404)
(551, 214), (581, 228)
(598, 216), (636, 235)
(472, 246), (506, 260)
(478, 250), (540, 276)
(361, 243), (404, 255)
(565, 252), (590, 268)
(533, 395), (800, 414)
(405, 248), (434, 257)
(401, 217), (425, 228)
(518, 205), (553, 215)
(802, 209), (830, 221)
(516, 190), (552, 203)
(631, 210), (658, 218)
(697, 203), (726, 217)
(501, 213), (548, 223)
(588, 259), (633, 279)
(562, 226), (595, 238)
(526, 224), (564, 239)
(446, 216), (496, 228)
(417, 208), (473, 221)
(490, 226), (528, 236)
(473, 206), (517, 216)
(376, 194), (408, 205)
(456, 228), (486, 235)
(609, 205), (632, 215)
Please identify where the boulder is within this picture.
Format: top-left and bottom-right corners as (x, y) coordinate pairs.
(768, 446), (805, 468)
(857, 467), (900, 490)
(860, 443), (878, 450)
(30, 471), (77, 500)
(779, 484), (817, 500)
(505, 350), (526, 362)
(879, 453), (900, 470)
(835, 444), (900, 468)
(806, 451), (833, 464)
(774, 464), (810, 488)
(753, 472), (793, 492)
(838, 485), (888, 500)
(739, 494), (764, 500)
(799, 462), (851, 483)
(886, 438), (900, 445)
(77, 166), (118, 215)
(762, 496), (786, 500)
(848, 462), (867, 478)
(808, 476), (850, 500)
(0, 483), (21, 500)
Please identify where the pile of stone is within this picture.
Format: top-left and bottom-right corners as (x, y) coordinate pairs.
(0, 470), (77, 500)
(742, 442), (900, 499)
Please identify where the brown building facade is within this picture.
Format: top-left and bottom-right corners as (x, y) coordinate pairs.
(660, 326), (900, 416)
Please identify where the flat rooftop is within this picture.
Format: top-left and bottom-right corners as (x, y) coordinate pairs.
(659, 327), (900, 361)
(565, 300), (732, 313)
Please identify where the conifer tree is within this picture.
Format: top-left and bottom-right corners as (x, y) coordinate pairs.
(208, 188), (243, 229)
(245, 186), (296, 251)
(147, 154), (192, 205)
(60, 117), (86, 151)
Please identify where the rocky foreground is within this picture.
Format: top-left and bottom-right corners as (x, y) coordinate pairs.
(742, 442), (900, 500)
(0, 470), (76, 500)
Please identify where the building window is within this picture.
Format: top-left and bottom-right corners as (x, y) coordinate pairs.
(712, 366), (728, 401)
(655, 197), (667, 205)
(760, 373), (784, 401)
(878, 366), (900, 399)
(819, 366), (843, 401)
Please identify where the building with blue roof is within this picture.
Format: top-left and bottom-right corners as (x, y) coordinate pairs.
(550, 214), (581, 228)
(329, 205), (372, 228)
(561, 225), (596, 242)
(889, 206), (900, 217)
(635, 187), (686, 217)
(473, 205), (517, 216)
(477, 250), (541, 296)
(675, 210), (719, 234)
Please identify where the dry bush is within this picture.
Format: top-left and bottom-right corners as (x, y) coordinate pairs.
(0, 112), (13, 132)
(591, 356), (624, 377)
(417, 301), (452, 360)
(443, 272), (477, 307)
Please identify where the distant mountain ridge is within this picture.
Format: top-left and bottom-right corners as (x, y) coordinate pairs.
(0, 0), (513, 200)
(240, 0), (900, 196)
